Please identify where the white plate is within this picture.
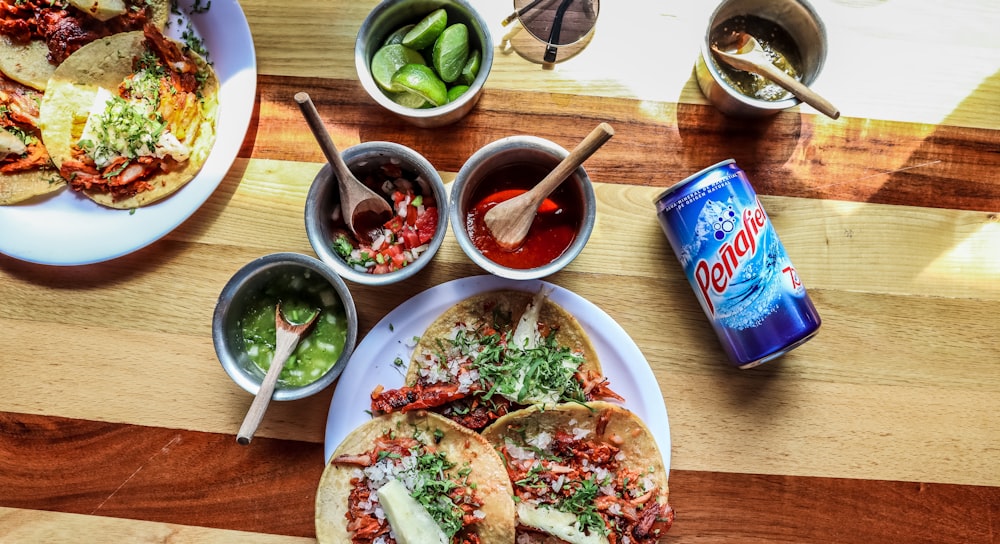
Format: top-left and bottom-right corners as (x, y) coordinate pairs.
(324, 275), (672, 475)
(0, 0), (257, 266)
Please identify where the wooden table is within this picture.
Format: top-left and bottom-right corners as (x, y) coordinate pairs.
(3, 0), (999, 541)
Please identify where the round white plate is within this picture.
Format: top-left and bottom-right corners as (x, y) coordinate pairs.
(324, 275), (672, 474)
(0, 0), (257, 266)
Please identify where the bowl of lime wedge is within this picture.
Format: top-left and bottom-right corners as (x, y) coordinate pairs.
(356, 0), (493, 127)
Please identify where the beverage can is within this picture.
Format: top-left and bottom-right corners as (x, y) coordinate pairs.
(653, 159), (821, 368)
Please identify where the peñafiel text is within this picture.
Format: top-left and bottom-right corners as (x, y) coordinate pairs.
(694, 199), (768, 315)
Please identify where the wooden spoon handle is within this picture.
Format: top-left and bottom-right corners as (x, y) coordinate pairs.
(529, 122), (615, 203)
(236, 336), (297, 445)
(236, 306), (313, 445)
(293, 92), (356, 183)
(756, 63), (840, 120)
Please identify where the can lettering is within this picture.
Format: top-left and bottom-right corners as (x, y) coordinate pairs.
(694, 198), (767, 315)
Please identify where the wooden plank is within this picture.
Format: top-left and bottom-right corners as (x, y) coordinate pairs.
(0, 508), (312, 543)
(240, 0), (1000, 130)
(2, 414), (998, 543)
(247, 76), (1000, 213)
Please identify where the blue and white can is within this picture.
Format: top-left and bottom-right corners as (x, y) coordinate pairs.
(654, 159), (821, 369)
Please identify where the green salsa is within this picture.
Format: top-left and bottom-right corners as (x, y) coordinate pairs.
(238, 270), (348, 387)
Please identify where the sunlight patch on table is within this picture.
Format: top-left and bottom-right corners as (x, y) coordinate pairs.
(916, 217), (1000, 297)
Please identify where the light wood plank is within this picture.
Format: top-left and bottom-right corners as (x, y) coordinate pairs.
(0, 508), (311, 543)
(240, 0), (1000, 129)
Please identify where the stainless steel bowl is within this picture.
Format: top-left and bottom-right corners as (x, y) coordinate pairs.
(213, 252), (358, 401)
(355, 0), (494, 128)
(695, 0), (828, 117)
(449, 135), (596, 281)
(305, 141), (448, 286)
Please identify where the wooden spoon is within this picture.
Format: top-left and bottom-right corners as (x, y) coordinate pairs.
(236, 303), (319, 446)
(711, 32), (840, 120)
(483, 122), (614, 251)
(294, 92), (392, 243)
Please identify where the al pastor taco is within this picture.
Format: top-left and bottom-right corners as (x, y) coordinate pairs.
(482, 402), (674, 544)
(1, 73), (63, 204)
(371, 288), (623, 432)
(0, 0), (170, 91)
(316, 411), (516, 544)
(37, 25), (219, 208)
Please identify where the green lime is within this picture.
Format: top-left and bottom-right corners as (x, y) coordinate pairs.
(459, 48), (481, 85)
(387, 89), (429, 109)
(391, 63), (448, 107)
(447, 85), (469, 102)
(383, 24), (414, 46)
(402, 8), (447, 51)
(371, 43), (425, 92)
(431, 23), (469, 84)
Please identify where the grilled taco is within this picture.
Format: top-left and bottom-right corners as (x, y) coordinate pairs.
(37, 25), (218, 208)
(0, 0), (170, 91)
(1, 73), (63, 204)
(482, 402), (674, 544)
(316, 411), (516, 544)
(371, 288), (624, 431)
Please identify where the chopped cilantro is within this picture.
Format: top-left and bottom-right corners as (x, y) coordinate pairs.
(559, 476), (608, 536)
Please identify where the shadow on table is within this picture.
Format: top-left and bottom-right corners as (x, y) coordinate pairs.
(864, 68), (1000, 213)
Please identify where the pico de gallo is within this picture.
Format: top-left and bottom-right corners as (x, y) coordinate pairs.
(331, 163), (438, 275)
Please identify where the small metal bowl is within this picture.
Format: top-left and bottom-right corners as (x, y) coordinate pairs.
(695, 0), (828, 117)
(305, 141), (448, 286)
(213, 252), (358, 401)
(449, 135), (596, 281)
(355, 0), (494, 128)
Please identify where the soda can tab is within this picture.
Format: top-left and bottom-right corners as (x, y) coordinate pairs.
(654, 159), (821, 369)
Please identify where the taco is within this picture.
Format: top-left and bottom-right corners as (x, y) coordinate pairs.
(0, 0), (170, 91)
(482, 402), (674, 544)
(1, 73), (64, 204)
(371, 288), (623, 431)
(37, 25), (219, 208)
(315, 411), (516, 544)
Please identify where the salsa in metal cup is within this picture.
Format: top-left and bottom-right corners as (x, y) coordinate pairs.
(465, 162), (583, 269)
(238, 270), (349, 386)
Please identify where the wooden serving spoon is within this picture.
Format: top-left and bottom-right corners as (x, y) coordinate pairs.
(236, 303), (319, 446)
(294, 92), (392, 243)
(711, 32), (840, 120)
(483, 122), (614, 251)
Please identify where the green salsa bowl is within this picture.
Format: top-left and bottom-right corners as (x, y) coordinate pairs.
(213, 253), (358, 401)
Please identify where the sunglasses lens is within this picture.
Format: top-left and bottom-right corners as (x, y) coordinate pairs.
(515, 0), (599, 47)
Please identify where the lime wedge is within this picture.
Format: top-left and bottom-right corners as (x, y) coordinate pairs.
(391, 64), (448, 107)
(402, 8), (447, 51)
(383, 24), (414, 46)
(447, 85), (469, 102)
(459, 48), (481, 85)
(431, 23), (469, 84)
(387, 89), (429, 109)
(371, 44), (425, 92)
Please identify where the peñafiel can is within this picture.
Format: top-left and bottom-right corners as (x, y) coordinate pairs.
(653, 159), (821, 369)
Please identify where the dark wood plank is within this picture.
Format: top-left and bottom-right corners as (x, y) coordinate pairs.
(2, 412), (997, 542)
(240, 76), (1000, 213)
(0, 412), (322, 538)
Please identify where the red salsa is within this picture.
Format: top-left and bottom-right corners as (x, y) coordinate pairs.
(466, 162), (583, 269)
(330, 163), (438, 274)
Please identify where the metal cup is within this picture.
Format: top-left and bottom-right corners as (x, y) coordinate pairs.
(355, 0), (494, 128)
(695, 0), (828, 117)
